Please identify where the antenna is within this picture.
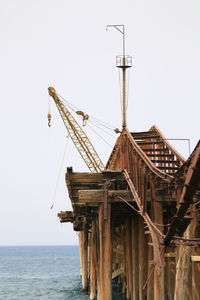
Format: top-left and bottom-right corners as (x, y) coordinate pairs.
(106, 25), (132, 130)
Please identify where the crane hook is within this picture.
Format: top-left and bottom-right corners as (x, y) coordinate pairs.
(76, 111), (89, 126)
(47, 112), (51, 127)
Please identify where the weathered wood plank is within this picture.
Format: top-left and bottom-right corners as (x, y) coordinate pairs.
(165, 252), (176, 258)
(191, 256), (200, 262)
(78, 190), (133, 203)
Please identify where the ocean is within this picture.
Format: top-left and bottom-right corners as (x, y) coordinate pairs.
(0, 246), (124, 300)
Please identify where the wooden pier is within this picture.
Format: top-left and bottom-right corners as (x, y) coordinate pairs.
(58, 125), (200, 300)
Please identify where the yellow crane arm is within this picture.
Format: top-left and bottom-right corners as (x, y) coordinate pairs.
(48, 87), (104, 173)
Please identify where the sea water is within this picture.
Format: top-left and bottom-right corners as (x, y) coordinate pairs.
(0, 246), (124, 300)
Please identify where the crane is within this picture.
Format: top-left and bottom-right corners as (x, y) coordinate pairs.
(48, 87), (104, 173)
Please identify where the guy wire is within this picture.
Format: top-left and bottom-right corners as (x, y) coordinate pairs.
(50, 137), (69, 210)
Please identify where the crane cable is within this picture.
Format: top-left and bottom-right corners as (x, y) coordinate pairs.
(89, 119), (116, 138)
(57, 93), (117, 132)
(50, 136), (69, 210)
(86, 122), (114, 148)
(55, 93), (118, 148)
(89, 115), (116, 131)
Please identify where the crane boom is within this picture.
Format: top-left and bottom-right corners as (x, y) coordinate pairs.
(48, 87), (104, 173)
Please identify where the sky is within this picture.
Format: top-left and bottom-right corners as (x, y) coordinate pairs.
(0, 0), (199, 245)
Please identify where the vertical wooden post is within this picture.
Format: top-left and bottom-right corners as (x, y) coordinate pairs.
(121, 224), (126, 295)
(174, 246), (192, 300)
(153, 202), (164, 300)
(125, 217), (133, 299)
(81, 225), (88, 291)
(78, 232), (83, 280)
(90, 219), (97, 300)
(164, 246), (176, 300)
(192, 215), (200, 300)
(98, 202), (112, 300)
(149, 179), (165, 299)
(132, 215), (139, 300)
(192, 257), (200, 300)
(147, 237), (154, 300)
(138, 216), (148, 300)
(174, 224), (193, 300)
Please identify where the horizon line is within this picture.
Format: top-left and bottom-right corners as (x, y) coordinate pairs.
(0, 244), (79, 247)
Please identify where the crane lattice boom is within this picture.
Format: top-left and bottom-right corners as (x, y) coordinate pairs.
(48, 87), (104, 173)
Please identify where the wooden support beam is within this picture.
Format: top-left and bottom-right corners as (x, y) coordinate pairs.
(147, 193), (155, 300)
(121, 224), (126, 295)
(138, 216), (148, 300)
(132, 211), (139, 300)
(103, 189), (108, 220)
(164, 249), (176, 300)
(164, 252), (176, 258)
(174, 226), (192, 300)
(191, 256), (200, 262)
(73, 188), (173, 206)
(126, 217), (133, 300)
(147, 237), (154, 300)
(80, 226), (88, 291)
(78, 189), (133, 203)
(57, 210), (74, 222)
(98, 203), (112, 300)
(153, 202), (164, 300)
(78, 232), (83, 280)
(89, 220), (97, 300)
(191, 216), (200, 300)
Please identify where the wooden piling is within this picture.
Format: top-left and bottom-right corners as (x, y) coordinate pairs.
(147, 236), (154, 300)
(153, 201), (164, 300)
(125, 217), (133, 299)
(132, 215), (139, 300)
(192, 216), (200, 300)
(98, 203), (112, 300)
(81, 226), (88, 291)
(174, 226), (192, 300)
(138, 216), (148, 300)
(89, 220), (97, 300)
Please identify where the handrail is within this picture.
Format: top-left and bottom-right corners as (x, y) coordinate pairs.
(125, 128), (173, 182)
(149, 125), (185, 164)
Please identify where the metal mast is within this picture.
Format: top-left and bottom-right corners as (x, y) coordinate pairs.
(48, 87), (104, 173)
(106, 25), (132, 130)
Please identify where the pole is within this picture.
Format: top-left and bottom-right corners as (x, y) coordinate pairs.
(106, 25), (131, 130)
(122, 61), (126, 129)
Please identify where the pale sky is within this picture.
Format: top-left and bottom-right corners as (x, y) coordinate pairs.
(0, 0), (199, 245)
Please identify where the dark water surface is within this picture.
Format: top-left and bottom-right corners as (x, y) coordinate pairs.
(0, 246), (123, 300)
